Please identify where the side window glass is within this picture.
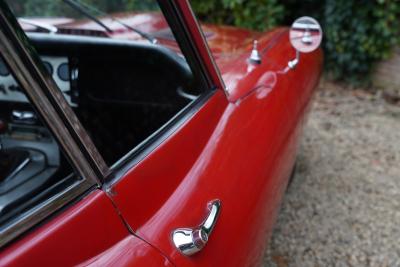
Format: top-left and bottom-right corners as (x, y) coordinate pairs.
(0, 55), (78, 228)
(7, 0), (206, 166)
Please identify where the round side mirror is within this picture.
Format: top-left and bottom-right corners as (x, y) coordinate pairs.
(289, 16), (322, 53)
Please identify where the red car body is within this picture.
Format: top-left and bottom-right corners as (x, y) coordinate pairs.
(0, 1), (322, 266)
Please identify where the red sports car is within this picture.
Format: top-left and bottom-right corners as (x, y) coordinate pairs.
(0, 0), (322, 266)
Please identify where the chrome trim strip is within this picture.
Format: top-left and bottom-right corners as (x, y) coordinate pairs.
(106, 1), (220, 186)
(182, 1), (226, 93)
(177, 87), (198, 101)
(0, 178), (93, 248)
(18, 18), (58, 34)
(106, 90), (215, 187)
(0, 2), (107, 183)
(0, 2), (100, 248)
(157, 0), (212, 90)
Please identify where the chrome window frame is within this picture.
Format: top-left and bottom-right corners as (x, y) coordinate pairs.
(0, 0), (224, 247)
(106, 0), (222, 185)
(0, 179), (94, 248)
(0, 1), (102, 248)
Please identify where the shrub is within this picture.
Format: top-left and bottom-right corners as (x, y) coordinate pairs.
(191, 0), (285, 31)
(192, 0), (400, 85)
(322, 0), (400, 84)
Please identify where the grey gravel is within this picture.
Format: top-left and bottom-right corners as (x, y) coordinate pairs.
(263, 81), (400, 267)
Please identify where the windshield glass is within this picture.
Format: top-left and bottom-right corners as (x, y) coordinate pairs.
(0, 0), (200, 169)
(5, 0), (170, 44)
(7, 0), (158, 18)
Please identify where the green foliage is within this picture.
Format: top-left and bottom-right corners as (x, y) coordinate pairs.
(8, 0), (67, 17)
(192, 0), (400, 85)
(322, 0), (400, 83)
(191, 0), (285, 31)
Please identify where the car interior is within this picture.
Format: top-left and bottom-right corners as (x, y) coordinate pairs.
(0, 33), (200, 223)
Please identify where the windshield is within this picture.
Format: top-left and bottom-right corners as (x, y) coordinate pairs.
(5, 0), (167, 44)
(6, 0), (158, 18)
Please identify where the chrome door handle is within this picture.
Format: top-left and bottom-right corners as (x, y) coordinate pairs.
(172, 199), (221, 256)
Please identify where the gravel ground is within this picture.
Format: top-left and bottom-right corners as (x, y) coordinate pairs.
(263, 81), (400, 267)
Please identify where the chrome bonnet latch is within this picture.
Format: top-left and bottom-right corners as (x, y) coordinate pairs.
(172, 200), (221, 256)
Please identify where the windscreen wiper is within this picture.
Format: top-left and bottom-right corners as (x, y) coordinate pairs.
(63, 0), (112, 33)
(62, 0), (157, 44)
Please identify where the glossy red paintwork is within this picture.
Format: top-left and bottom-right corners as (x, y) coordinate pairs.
(0, 190), (173, 266)
(6, 2), (323, 266)
(106, 4), (322, 265)
(107, 4), (322, 266)
(110, 49), (322, 267)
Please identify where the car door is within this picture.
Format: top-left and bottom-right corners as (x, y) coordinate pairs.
(106, 1), (322, 266)
(0, 1), (322, 266)
(0, 2), (173, 266)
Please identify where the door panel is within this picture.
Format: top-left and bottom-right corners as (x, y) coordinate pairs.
(109, 91), (228, 230)
(141, 85), (297, 267)
(108, 88), (295, 266)
(0, 190), (172, 267)
(109, 48), (322, 266)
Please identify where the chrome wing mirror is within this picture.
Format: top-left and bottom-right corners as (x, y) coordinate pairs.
(287, 16), (323, 70)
